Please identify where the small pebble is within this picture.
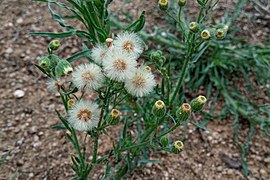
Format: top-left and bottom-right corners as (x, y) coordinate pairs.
(6, 47), (13, 54)
(13, 90), (25, 98)
(264, 157), (270, 163)
(29, 173), (34, 178)
(16, 18), (23, 24)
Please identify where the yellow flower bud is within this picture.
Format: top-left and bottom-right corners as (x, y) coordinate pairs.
(174, 140), (184, 151)
(191, 95), (207, 112)
(153, 100), (166, 118)
(144, 66), (151, 73)
(49, 40), (61, 51)
(159, 0), (168, 10)
(110, 109), (121, 119)
(189, 22), (200, 33)
(108, 109), (121, 125)
(178, 0), (187, 6)
(172, 140), (184, 154)
(176, 103), (191, 122)
(201, 29), (211, 40)
(215, 29), (226, 40)
(67, 99), (76, 108)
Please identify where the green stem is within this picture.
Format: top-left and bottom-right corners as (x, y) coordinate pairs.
(92, 87), (110, 164)
(92, 135), (99, 164)
(169, 47), (190, 105)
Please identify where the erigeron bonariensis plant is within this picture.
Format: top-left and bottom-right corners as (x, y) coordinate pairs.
(32, 0), (209, 178)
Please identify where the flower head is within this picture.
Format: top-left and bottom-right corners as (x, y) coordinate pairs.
(189, 22), (200, 33)
(174, 140), (184, 151)
(178, 0), (186, 6)
(103, 50), (137, 82)
(113, 32), (143, 58)
(68, 100), (100, 131)
(153, 100), (166, 117)
(91, 44), (108, 65)
(124, 66), (156, 97)
(72, 63), (104, 91)
(49, 40), (61, 51)
(191, 95), (207, 112)
(55, 60), (73, 77)
(215, 29), (226, 39)
(201, 29), (211, 40)
(159, 0), (168, 10)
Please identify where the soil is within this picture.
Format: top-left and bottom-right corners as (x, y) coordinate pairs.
(0, 0), (269, 179)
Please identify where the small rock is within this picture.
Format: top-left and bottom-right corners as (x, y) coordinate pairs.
(13, 90), (25, 98)
(38, 131), (44, 136)
(6, 47), (13, 54)
(33, 135), (39, 142)
(14, 127), (20, 134)
(17, 159), (24, 166)
(16, 18), (23, 24)
(260, 169), (267, 177)
(29, 173), (34, 178)
(264, 157), (270, 163)
(20, 53), (26, 58)
(15, 138), (24, 147)
(29, 126), (37, 134)
(216, 166), (223, 172)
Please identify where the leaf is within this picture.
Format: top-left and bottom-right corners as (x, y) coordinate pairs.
(55, 110), (71, 131)
(51, 124), (67, 130)
(34, 64), (50, 77)
(30, 31), (75, 38)
(0, 152), (8, 166)
(101, 161), (111, 180)
(124, 11), (145, 32)
(66, 49), (92, 62)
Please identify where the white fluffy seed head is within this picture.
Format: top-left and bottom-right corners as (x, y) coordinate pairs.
(72, 63), (104, 91)
(103, 49), (137, 82)
(114, 32), (143, 58)
(124, 66), (156, 97)
(68, 100), (100, 131)
(91, 44), (108, 65)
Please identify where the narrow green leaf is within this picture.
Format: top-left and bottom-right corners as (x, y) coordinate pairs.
(30, 31), (74, 38)
(51, 124), (67, 130)
(66, 49), (92, 62)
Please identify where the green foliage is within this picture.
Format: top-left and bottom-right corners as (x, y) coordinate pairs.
(110, 0), (270, 176)
(31, 0), (268, 178)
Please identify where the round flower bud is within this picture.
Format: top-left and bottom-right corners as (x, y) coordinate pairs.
(48, 40), (61, 51)
(215, 29), (226, 40)
(49, 54), (61, 69)
(152, 100), (166, 118)
(190, 95), (207, 112)
(55, 60), (73, 77)
(159, 0), (168, 10)
(201, 29), (211, 40)
(178, 0), (187, 6)
(172, 140), (184, 154)
(105, 38), (114, 48)
(38, 56), (50, 69)
(160, 136), (169, 147)
(189, 22), (200, 33)
(67, 99), (76, 108)
(216, 23), (228, 32)
(144, 66), (151, 73)
(176, 103), (191, 122)
(150, 51), (166, 66)
(108, 109), (121, 125)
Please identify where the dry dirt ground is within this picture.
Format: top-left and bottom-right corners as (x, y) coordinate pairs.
(0, 0), (270, 179)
